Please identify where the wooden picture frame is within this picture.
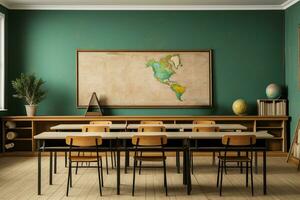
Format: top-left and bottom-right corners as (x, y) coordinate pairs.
(76, 50), (213, 108)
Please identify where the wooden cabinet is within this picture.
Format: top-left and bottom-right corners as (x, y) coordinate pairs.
(1, 115), (289, 152)
(2, 120), (34, 152)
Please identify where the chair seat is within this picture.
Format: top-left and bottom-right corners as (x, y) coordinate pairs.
(218, 155), (251, 162)
(135, 155), (166, 161)
(70, 156), (101, 162)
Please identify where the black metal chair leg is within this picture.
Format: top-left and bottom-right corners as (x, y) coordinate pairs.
(132, 158), (137, 196)
(246, 162), (249, 187)
(66, 160), (71, 196)
(70, 161), (72, 188)
(176, 151), (180, 173)
(49, 151), (53, 185)
(250, 161), (254, 196)
(139, 152), (143, 175)
(125, 150), (129, 174)
(54, 152), (57, 174)
(240, 162), (243, 174)
(114, 151), (117, 167)
(246, 161), (249, 187)
(105, 152), (109, 174)
(100, 157), (104, 187)
(97, 159), (102, 196)
(255, 152), (258, 174)
(124, 153), (127, 174)
(219, 161), (224, 196)
(75, 152), (81, 175)
(110, 151), (114, 169)
(75, 162), (79, 174)
(65, 152), (67, 167)
(191, 152), (194, 174)
(163, 159), (168, 196)
(217, 159), (220, 188)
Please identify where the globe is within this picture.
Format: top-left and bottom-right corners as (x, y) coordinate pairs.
(266, 83), (281, 99)
(232, 99), (247, 115)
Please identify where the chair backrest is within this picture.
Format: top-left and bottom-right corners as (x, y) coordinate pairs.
(193, 120), (216, 124)
(66, 136), (102, 147)
(222, 135), (256, 146)
(192, 126), (220, 132)
(138, 125), (166, 132)
(140, 120), (163, 124)
(132, 135), (167, 146)
(82, 125), (110, 132)
(90, 121), (112, 125)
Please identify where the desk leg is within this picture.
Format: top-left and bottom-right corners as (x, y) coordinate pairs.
(65, 152), (67, 167)
(123, 139), (129, 174)
(37, 140), (42, 195)
(116, 139), (121, 195)
(49, 151), (53, 185)
(54, 152), (57, 174)
(125, 151), (129, 167)
(186, 139), (192, 195)
(263, 149), (267, 195)
(176, 151), (180, 173)
(255, 152), (258, 174)
(183, 141), (187, 185)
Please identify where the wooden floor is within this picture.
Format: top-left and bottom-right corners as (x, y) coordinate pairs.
(0, 156), (300, 200)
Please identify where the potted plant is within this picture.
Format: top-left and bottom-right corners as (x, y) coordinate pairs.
(12, 73), (47, 116)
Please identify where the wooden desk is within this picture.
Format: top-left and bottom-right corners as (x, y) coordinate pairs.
(50, 123), (247, 131)
(1, 115), (288, 152)
(126, 123), (247, 131)
(50, 124), (127, 130)
(34, 131), (272, 196)
(34, 131), (271, 140)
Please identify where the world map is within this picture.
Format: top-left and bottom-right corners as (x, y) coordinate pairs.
(146, 54), (186, 101)
(78, 51), (211, 107)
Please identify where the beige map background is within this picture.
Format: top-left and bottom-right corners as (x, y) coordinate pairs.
(77, 51), (212, 107)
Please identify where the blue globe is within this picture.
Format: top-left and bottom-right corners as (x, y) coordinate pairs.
(266, 83), (281, 99)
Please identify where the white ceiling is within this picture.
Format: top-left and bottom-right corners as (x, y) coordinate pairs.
(0, 0), (298, 10)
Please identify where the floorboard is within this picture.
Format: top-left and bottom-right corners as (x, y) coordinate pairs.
(0, 156), (299, 200)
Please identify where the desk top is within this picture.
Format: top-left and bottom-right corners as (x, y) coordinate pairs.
(126, 124), (247, 130)
(34, 131), (273, 140)
(50, 124), (127, 130)
(50, 123), (247, 131)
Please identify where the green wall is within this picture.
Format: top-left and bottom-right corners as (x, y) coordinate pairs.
(6, 10), (285, 116)
(285, 1), (300, 141)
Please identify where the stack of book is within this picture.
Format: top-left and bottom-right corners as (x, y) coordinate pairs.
(257, 99), (287, 116)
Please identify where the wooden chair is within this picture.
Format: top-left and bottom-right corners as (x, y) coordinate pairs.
(217, 135), (256, 196)
(132, 135), (168, 196)
(191, 126), (220, 173)
(81, 125), (111, 174)
(193, 120), (216, 125)
(82, 125), (110, 132)
(136, 125), (166, 175)
(124, 123), (165, 174)
(90, 121), (112, 125)
(90, 121), (116, 168)
(140, 120), (164, 124)
(138, 125), (166, 132)
(65, 136), (104, 196)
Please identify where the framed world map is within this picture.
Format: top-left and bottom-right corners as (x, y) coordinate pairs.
(77, 50), (212, 108)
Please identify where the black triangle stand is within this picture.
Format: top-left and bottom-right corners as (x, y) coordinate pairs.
(85, 92), (103, 116)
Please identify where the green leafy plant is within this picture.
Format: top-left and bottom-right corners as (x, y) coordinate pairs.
(12, 73), (47, 105)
